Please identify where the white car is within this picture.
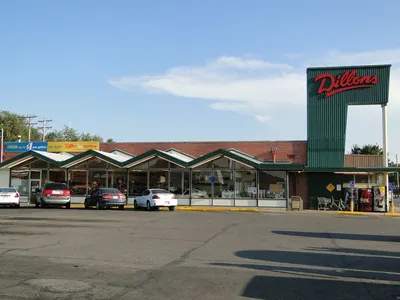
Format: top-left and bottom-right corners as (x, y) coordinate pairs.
(134, 189), (177, 211)
(0, 187), (20, 208)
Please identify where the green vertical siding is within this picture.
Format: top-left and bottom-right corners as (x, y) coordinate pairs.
(307, 65), (391, 168)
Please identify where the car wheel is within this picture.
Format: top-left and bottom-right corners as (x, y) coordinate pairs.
(133, 200), (138, 210)
(169, 206), (175, 211)
(146, 201), (152, 211)
(39, 199), (45, 208)
(84, 201), (89, 209)
(15, 204), (20, 209)
(65, 203), (71, 209)
(96, 201), (101, 210)
(119, 205), (124, 210)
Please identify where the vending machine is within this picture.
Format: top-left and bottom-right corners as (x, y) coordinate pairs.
(358, 188), (372, 212)
(372, 186), (387, 212)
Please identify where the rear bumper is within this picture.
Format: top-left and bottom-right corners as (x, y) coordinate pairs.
(152, 201), (177, 207)
(101, 201), (126, 207)
(0, 200), (19, 205)
(42, 197), (70, 205)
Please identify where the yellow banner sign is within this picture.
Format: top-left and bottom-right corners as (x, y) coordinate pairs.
(47, 141), (100, 152)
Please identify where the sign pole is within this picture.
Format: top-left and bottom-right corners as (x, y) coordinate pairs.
(0, 128), (3, 163)
(396, 154), (399, 197)
(382, 104), (389, 211)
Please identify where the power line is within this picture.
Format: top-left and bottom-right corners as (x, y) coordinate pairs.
(37, 118), (52, 142)
(23, 115), (37, 142)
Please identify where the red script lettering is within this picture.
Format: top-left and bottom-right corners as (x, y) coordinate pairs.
(314, 70), (379, 98)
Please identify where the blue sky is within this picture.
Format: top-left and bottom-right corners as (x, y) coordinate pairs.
(1, 0), (400, 156)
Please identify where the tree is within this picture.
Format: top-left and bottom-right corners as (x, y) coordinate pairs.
(45, 126), (105, 142)
(351, 144), (383, 155)
(80, 132), (103, 142)
(106, 138), (115, 143)
(0, 111), (41, 142)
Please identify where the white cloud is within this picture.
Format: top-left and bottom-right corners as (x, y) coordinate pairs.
(108, 50), (400, 154)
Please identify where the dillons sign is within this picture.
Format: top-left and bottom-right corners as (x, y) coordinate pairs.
(314, 70), (379, 98)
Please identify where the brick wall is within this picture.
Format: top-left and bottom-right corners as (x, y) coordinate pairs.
(289, 172), (309, 208)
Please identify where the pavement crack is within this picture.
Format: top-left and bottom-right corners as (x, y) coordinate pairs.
(130, 222), (239, 290)
(0, 241), (61, 257)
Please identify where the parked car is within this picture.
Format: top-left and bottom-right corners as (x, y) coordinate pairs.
(84, 188), (126, 210)
(134, 188), (177, 211)
(0, 187), (20, 208)
(36, 182), (71, 208)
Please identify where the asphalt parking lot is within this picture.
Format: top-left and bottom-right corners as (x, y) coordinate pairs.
(0, 208), (399, 300)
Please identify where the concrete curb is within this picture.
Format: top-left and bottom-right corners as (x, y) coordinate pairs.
(174, 206), (263, 212)
(337, 211), (366, 216)
(384, 213), (400, 217)
(70, 204), (264, 212)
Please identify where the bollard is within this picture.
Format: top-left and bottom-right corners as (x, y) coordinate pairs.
(391, 201), (395, 214)
(350, 200), (354, 212)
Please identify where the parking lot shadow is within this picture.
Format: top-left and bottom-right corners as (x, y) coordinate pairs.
(272, 230), (400, 243)
(210, 247), (400, 298)
(241, 275), (399, 300)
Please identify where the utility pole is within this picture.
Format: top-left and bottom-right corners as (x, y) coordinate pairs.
(37, 118), (52, 142)
(23, 115), (37, 142)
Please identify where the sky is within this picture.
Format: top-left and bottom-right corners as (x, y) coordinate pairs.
(1, 0), (400, 159)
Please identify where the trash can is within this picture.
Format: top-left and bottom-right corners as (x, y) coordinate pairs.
(290, 196), (303, 211)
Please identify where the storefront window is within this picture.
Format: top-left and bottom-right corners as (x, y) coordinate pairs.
(149, 170), (168, 190)
(213, 170), (234, 198)
(11, 169), (29, 195)
(259, 171), (286, 199)
(170, 171), (189, 196)
(129, 171), (147, 196)
(235, 170), (257, 199)
(191, 170), (212, 198)
(355, 174), (369, 184)
(49, 170), (66, 183)
(70, 170), (88, 195)
(89, 170), (107, 188)
(109, 171), (127, 192)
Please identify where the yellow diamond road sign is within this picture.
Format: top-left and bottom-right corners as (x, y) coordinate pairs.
(326, 183), (335, 192)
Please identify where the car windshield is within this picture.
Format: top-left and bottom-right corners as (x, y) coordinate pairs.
(45, 183), (68, 190)
(100, 188), (120, 194)
(0, 188), (16, 193)
(152, 189), (169, 194)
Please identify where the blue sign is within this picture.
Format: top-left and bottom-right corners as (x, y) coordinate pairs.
(389, 183), (395, 191)
(5, 142), (48, 153)
(209, 176), (216, 184)
(349, 181), (355, 188)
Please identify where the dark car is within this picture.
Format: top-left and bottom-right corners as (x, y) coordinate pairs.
(36, 182), (71, 208)
(84, 188), (126, 210)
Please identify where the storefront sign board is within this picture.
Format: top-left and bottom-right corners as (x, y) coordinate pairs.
(47, 141), (100, 152)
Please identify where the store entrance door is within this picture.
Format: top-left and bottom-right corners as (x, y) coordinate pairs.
(29, 170), (42, 204)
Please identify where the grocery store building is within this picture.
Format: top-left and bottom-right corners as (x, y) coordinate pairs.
(1, 64), (399, 210)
